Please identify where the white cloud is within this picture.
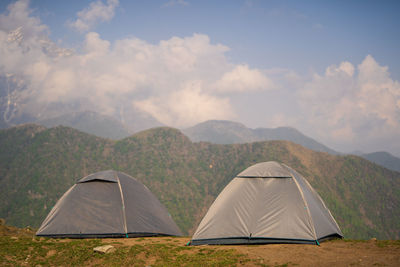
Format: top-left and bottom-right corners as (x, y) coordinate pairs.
(325, 61), (355, 77)
(134, 81), (235, 127)
(68, 0), (119, 33)
(297, 55), (400, 154)
(0, 0), (48, 38)
(214, 64), (274, 93)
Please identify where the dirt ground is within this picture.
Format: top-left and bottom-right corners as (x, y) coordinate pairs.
(231, 240), (400, 266)
(105, 237), (400, 266)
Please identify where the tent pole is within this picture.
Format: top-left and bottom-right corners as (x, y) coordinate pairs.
(116, 172), (128, 237)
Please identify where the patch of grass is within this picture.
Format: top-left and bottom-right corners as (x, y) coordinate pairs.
(0, 236), (103, 266)
(0, 237), (251, 266)
(97, 242), (249, 266)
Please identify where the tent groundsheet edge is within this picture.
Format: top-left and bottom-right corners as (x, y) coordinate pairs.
(190, 233), (343, 246)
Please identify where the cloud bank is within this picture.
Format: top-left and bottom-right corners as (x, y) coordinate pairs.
(296, 55), (400, 154)
(0, 0), (272, 128)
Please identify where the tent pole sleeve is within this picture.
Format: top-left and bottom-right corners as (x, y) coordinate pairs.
(291, 174), (318, 241)
(116, 173), (128, 236)
(300, 173), (343, 234)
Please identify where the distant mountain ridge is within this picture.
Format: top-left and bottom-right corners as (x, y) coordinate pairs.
(1, 124), (399, 239)
(183, 120), (400, 173)
(4, 109), (164, 140)
(361, 152), (400, 173)
(183, 120), (338, 154)
(37, 111), (132, 140)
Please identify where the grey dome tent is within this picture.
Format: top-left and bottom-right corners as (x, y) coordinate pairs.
(36, 170), (182, 238)
(190, 161), (343, 245)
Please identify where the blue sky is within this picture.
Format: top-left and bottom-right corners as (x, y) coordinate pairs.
(14, 0), (399, 79)
(1, 0), (400, 156)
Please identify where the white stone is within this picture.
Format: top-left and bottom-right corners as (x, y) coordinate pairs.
(93, 245), (116, 254)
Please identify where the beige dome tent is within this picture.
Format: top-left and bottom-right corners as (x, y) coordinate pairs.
(36, 170), (182, 238)
(190, 161), (343, 245)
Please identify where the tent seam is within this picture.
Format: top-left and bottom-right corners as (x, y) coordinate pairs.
(290, 172), (318, 241)
(298, 174), (343, 235)
(247, 178), (263, 237)
(116, 172), (128, 236)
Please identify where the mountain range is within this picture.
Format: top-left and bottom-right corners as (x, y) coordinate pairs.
(1, 108), (398, 172)
(37, 115), (400, 172)
(183, 120), (400, 172)
(0, 124), (399, 239)
(182, 120), (338, 154)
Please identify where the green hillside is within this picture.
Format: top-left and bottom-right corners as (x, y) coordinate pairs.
(0, 124), (399, 239)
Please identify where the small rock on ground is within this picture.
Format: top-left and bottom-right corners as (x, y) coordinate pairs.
(93, 245), (116, 254)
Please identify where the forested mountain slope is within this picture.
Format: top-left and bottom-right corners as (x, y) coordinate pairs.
(0, 124), (399, 239)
